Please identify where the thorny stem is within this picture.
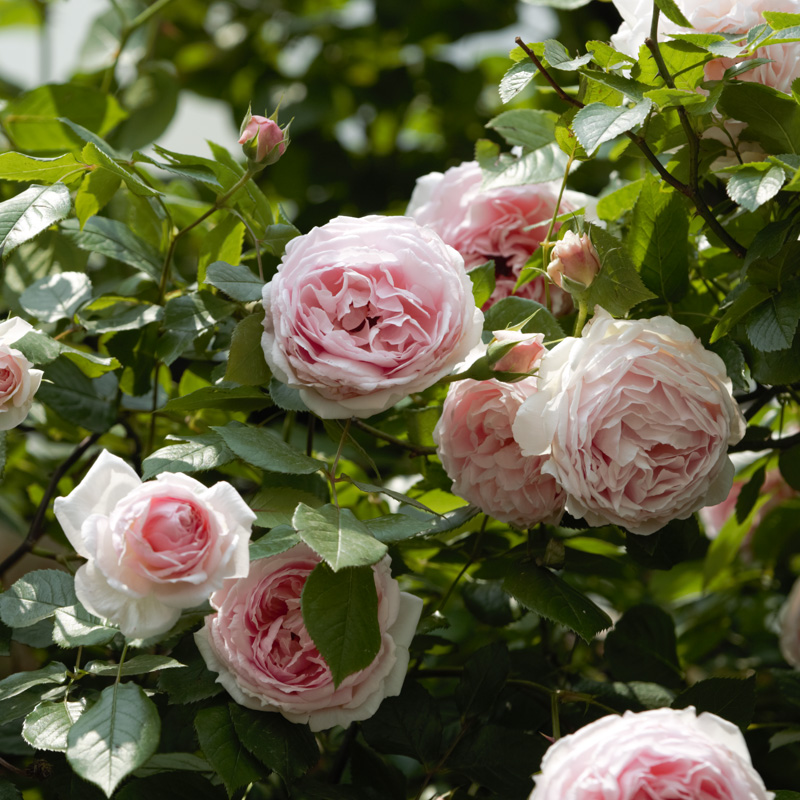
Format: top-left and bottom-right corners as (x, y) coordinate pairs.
(0, 433), (102, 579)
(514, 37), (746, 259)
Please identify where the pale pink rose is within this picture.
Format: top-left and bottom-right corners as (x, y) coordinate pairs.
(530, 707), (774, 800)
(513, 308), (746, 535)
(54, 450), (255, 639)
(434, 375), (565, 528)
(0, 318), (43, 430)
(491, 329), (547, 374)
(262, 215), (484, 419)
(780, 576), (800, 668)
(238, 114), (288, 165)
(700, 466), (797, 539)
(546, 231), (601, 290)
(195, 544), (423, 731)
(407, 161), (584, 315)
(611, 0), (800, 95)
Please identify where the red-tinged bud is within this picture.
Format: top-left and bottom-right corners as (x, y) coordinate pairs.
(238, 109), (290, 166)
(546, 231), (601, 290)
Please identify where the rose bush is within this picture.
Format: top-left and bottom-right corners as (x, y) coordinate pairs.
(261, 214), (483, 419)
(513, 309), (746, 535)
(0, 318), (43, 431)
(530, 707), (774, 800)
(53, 450), (255, 639)
(406, 160), (583, 314)
(194, 544), (423, 731)
(434, 369), (566, 528)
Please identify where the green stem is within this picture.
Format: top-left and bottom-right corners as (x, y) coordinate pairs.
(550, 692), (561, 740)
(351, 418), (437, 456)
(115, 643), (129, 685)
(436, 517), (487, 612)
(329, 418), (352, 508)
(573, 301), (589, 337)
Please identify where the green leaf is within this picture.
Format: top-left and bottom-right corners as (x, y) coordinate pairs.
(709, 338), (749, 392)
(0, 184), (71, 257)
(779, 445), (800, 491)
(482, 297), (564, 345)
(117, 773), (223, 800)
(198, 219), (245, 285)
(499, 61), (538, 104)
(746, 282), (800, 352)
(654, 0), (692, 27)
(228, 704), (318, 784)
(250, 474), (326, 529)
(626, 516), (707, 570)
(13, 329), (120, 377)
(672, 675), (755, 729)
(644, 87), (709, 110)
(301, 561), (381, 687)
(114, 63), (180, 152)
(477, 140), (569, 189)
(79, 302), (163, 335)
(455, 642), (510, 718)
(543, 39), (593, 70)
(67, 683), (160, 798)
(53, 603), (118, 648)
(605, 604), (683, 688)
(628, 175), (689, 302)
(80, 142), (160, 198)
(0, 662), (68, 701)
(711, 284), (771, 343)
(0, 570), (76, 628)
(61, 217), (161, 280)
(23, 699), (87, 752)
(132, 752), (213, 778)
(226, 313), (272, 386)
(158, 639), (224, 705)
(763, 12), (800, 30)
(293, 503), (388, 570)
(364, 515), (431, 544)
(163, 386), (270, 413)
(85, 656), (185, 677)
(37, 357), (117, 433)
(194, 705), (263, 796)
(572, 99), (652, 154)
(19, 271), (92, 322)
(213, 423), (325, 475)
(519, 0), (591, 9)
(250, 525), (302, 559)
(581, 225), (656, 315)
(205, 261), (264, 302)
(342, 476), (438, 515)
(0, 152), (86, 184)
(725, 163), (786, 211)
(75, 168), (121, 229)
(502, 562), (612, 643)
(163, 292), (235, 334)
(268, 379), (309, 412)
(0, 84), (126, 153)
(467, 261), (496, 309)
(141, 433), (235, 481)
(596, 179), (644, 222)
(485, 109), (557, 151)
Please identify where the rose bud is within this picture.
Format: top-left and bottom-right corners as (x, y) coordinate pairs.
(546, 231), (601, 290)
(238, 109), (289, 166)
(489, 330), (546, 375)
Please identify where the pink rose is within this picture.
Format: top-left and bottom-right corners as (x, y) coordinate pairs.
(53, 450), (255, 639)
(407, 161), (584, 315)
(530, 707), (773, 800)
(490, 329), (546, 374)
(238, 113), (288, 165)
(433, 375), (566, 528)
(780, 576), (800, 668)
(194, 544), (423, 731)
(261, 214), (484, 419)
(513, 308), (746, 535)
(611, 0), (800, 95)
(0, 318), (43, 430)
(546, 231), (601, 290)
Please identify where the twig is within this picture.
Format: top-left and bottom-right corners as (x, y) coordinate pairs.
(730, 430), (800, 453)
(0, 433), (102, 578)
(328, 723), (359, 784)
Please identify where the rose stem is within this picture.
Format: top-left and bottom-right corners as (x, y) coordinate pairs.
(0, 433), (102, 579)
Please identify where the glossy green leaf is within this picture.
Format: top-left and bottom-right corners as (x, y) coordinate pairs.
(22, 699), (87, 752)
(572, 99), (652, 154)
(226, 313), (272, 386)
(0, 152), (86, 184)
(142, 433), (236, 480)
(0, 184), (71, 257)
(19, 271), (92, 322)
(213, 423), (325, 475)
(485, 109), (557, 151)
(0, 570), (76, 628)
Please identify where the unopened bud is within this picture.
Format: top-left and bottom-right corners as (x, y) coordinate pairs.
(489, 330), (546, 375)
(546, 231), (601, 290)
(238, 110), (290, 166)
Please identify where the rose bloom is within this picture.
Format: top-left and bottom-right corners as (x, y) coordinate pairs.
(434, 370), (566, 528)
(0, 317), (43, 430)
(262, 214), (483, 419)
(407, 160), (585, 315)
(611, 0), (800, 95)
(54, 450), (255, 639)
(513, 309), (746, 535)
(780, 576), (800, 669)
(195, 544), (423, 732)
(530, 707), (774, 800)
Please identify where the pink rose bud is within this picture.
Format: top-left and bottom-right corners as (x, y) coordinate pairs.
(238, 113), (289, 165)
(490, 330), (546, 374)
(546, 231), (601, 290)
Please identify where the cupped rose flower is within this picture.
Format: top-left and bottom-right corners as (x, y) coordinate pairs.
(0, 317), (43, 430)
(54, 450), (255, 639)
(407, 161), (587, 315)
(238, 113), (288, 165)
(780, 576), (800, 668)
(434, 370), (566, 528)
(546, 231), (601, 290)
(611, 0), (800, 95)
(490, 329), (547, 375)
(530, 707), (774, 800)
(262, 214), (484, 419)
(195, 545), (423, 732)
(513, 309), (746, 535)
